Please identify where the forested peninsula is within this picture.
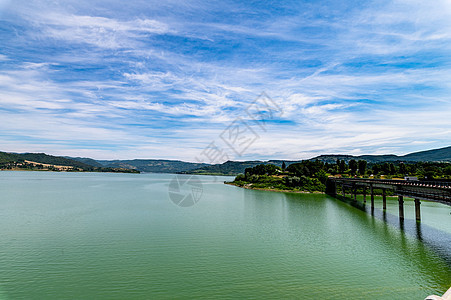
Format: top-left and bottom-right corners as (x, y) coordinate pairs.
(227, 160), (451, 193)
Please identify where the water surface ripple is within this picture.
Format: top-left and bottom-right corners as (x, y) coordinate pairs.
(0, 172), (450, 299)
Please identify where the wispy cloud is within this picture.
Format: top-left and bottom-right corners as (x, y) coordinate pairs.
(34, 13), (173, 49)
(0, 0), (450, 160)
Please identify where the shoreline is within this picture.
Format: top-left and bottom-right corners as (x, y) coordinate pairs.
(180, 172), (238, 176)
(225, 182), (399, 197)
(225, 182), (325, 194)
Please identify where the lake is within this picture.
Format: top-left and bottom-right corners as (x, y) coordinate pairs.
(0, 171), (450, 299)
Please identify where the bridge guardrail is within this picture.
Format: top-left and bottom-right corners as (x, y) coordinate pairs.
(329, 178), (451, 189)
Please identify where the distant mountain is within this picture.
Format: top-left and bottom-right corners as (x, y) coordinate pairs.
(97, 159), (208, 173)
(0, 152), (20, 163)
(66, 157), (104, 168)
(185, 146), (451, 175)
(2, 145), (449, 175)
(185, 160), (268, 175)
(401, 146), (451, 162)
(1, 152), (138, 173)
(312, 154), (398, 164)
(185, 160), (304, 175)
(13, 152), (95, 169)
(311, 146), (451, 164)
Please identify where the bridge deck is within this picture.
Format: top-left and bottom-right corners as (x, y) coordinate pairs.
(329, 178), (451, 206)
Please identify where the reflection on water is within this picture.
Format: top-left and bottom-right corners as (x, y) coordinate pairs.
(335, 193), (451, 268)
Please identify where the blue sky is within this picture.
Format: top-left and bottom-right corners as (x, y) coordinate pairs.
(0, 0), (450, 161)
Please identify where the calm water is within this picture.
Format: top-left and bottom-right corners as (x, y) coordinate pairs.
(0, 171), (450, 299)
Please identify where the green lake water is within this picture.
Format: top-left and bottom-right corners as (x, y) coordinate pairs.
(0, 171), (450, 299)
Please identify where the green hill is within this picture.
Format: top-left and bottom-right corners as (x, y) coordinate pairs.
(185, 161), (267, 175)
(401, 146), (451, 162)
(186, 146), (450, 175)
(0, 152), (20, 163)
(185, 160), (304, 175)
(2, 145), (449, 175)
(0, 151), (138, 173)
(311, 146), (451, 164)
(97, 159), (208, 173)
(19, 153), (95, 169)
(66, 157), (105, 168)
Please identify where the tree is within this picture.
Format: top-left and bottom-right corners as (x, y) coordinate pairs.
(444, 165), (451, 176)
(399, 163), (407, 175)
(235, 174), (246, 181)
(339, 160), (347, 173)
(382, 162), (390, 174)
(282, 161), (286, 171)
(389, 163), (396, 175)
(245, 164), (281, 176)
(358, 160), (367, 175)
(372, 164), (380, 175)
(315, 169), (328, 184)
(349, 159), (357, 175)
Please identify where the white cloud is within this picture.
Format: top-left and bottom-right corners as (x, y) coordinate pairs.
(25, 12), (173, 49)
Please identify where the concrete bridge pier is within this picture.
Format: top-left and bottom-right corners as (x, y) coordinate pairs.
(363, 187), (366, 203)
(398, 196), (404, 219)
(325, 180), (336, 196)
(382, 189), (387, 210)
(370, 184), (374, 209)
(353, 186), (357, 201)
(415, 199), (421, 222)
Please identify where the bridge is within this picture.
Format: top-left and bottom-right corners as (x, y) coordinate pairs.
(326, 178), (451, 221)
